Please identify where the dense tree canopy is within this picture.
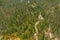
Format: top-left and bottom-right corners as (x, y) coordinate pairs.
(0, 0), (60, 40)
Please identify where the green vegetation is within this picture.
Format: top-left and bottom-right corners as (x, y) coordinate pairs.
(0, 0), (60, 40)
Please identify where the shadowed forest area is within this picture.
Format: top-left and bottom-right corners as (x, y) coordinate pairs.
(0, 0), (60, 40)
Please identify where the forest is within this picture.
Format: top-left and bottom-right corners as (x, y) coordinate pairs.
(0, 0), (60, 40)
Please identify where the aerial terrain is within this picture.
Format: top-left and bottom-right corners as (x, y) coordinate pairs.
(0, 0), (60, 40)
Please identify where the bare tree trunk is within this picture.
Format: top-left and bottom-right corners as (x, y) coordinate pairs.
(34, 21), (40, 40)
(34, 21), (39, 40)
(34, 13), (44, 40)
